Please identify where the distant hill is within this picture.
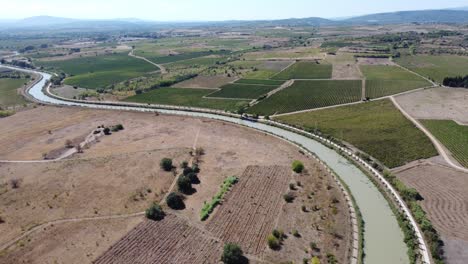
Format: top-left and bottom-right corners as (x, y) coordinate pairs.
(18, 16), (79, 26)
(344, 10), (468, 24)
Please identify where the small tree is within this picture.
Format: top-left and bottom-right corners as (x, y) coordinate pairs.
(283, 193), (294, 203)
(160, 158), (173, 171)
(166, 192), (185, 210)
(177, 175), (192, 194)
(267, 234), (280, 250)
(145, 203), (165, 221)
(221, 243), (244, 264)
(292, 160), (304, 173)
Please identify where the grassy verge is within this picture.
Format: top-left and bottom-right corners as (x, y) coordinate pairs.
(275, 99), (437, 168)
(200, 176), (238, 221)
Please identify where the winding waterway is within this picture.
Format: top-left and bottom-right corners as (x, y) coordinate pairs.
(7, 66), (409, 264)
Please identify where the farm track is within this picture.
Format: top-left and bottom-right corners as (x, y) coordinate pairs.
(128, 49), (167, 74)
(206, 165), (292, 256)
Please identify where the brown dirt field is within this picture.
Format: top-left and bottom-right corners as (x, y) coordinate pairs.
(395, 162), (468, 264)
(332, 63), (362, 79)
(172, 75), (236, 88)
(0, 217), (141, 264)
(94, 215), (223, 264)
(0, 106), (351, 263)
(395, 87), (468, 124)
(357, 57), (393, 65)
(0, 150), (183, 247)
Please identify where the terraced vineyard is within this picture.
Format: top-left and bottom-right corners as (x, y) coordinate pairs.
(272, 61), (332, 80)
(420, 120), (468, 168)
(124, 87), (249, 112)
(247, 80), (362, 115)
(361, 65), (431, 98)
(207, 83), (279, 99)
(206, 165), (291, 255)
(95, 215), (223, 264)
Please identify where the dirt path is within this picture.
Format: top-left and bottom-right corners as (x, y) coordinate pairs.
(0, 212), (145, 252)
(128, 49), (167, 74)
(390, 96), (468, 173)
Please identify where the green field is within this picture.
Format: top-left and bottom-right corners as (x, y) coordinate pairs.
(207, 83), (277, 99)
(276, 99), (437, 168)
(361, 65), (431, 98)
(234, 79), (284, 85)
(124, 88), (248, 112)
(247, 80), (362, 115)
(0, 78), (28, 107)
(395, 55), (468, 83)
(272, 62), (332, 80)
(420, 120), (468, 168)
(137, 50), (231, 64)
(36, 53), (157, 89)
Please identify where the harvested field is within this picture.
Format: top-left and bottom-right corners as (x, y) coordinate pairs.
(272, 61), (332, 80)
(94, 215), (223, 264)
(394, 87), (468, 124)
(206, 165), (291, 255)
(395, 162), (468, 264)
(332, 63), (362, 79)
(171, 75), (236, 89)
(0, 77), (28, 107)
(0, 217), (141, 264)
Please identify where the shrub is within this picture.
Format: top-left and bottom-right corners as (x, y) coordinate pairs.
(186, 172), (200, 184)
(111, 124), (124, 132)
(272, 229), (284, 239)
(145, 203), (165, 221)
(160, 158), (173, 171)
(326, 253), (337, 264)
(292, 229), (300, 237)
(192, 164), (200, 173)
(311, 256), (321, 264)
(267, 234), (280, 249)
(103, 127), (111, 135)
(177, 175), (193, 194)
(221, 243), (244, 264)
(180, 161), (189, 169)
(166, 192), (185, 210)
(292, 160), (304, 173)
(283, 193), (294, 203)
(10, 178), (21, 189)
(183, 167), (193, 176)
(289, 183), (296, 190)
(65, 139), (74, 148)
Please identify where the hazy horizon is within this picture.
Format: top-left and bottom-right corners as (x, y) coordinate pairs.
(2, 0), (468, 21)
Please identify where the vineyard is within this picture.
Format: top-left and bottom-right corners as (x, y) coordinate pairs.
(94, 215), (223, 264)
(272, 61), (332, 80)
(420, 120), (468, 168)
(247, 80), (362, 115)
(206, 165), (291, 255)
(234, 79), (285, 85)
(361, 65), (431, 98)
(207, 83), (279, 99)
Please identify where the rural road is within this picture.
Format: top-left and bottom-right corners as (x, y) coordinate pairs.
(128, 49), (167, 74)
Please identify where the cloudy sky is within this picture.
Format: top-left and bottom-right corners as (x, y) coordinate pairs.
(2, 0), (468, 20)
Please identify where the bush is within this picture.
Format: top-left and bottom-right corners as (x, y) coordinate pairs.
(166, 192), (185, 210)
(111, 124), (124, 132)
(283, 193), (294, 203)
(221, 243), (244, 264)
(192, 164), (200, 173)
(103, 127), (111, 135)
(267, 234), (280, 249)
(183, 167), (193, 176)
(177, 175), (193, 194)
(292, 160), (304, 173)
(186, 172), (200, 184)
(311, 256), (320, 264)
(292, 229), (300, 237)
(180, 161), (189, 169)
(145, 203), (165, 221)
(160, 158), (173, 171)
(272, 229), (284, 239)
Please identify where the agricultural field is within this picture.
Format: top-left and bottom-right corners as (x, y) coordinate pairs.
(420, 120), (468, 168)
(395, 55), (468, 84)
(234, 79), (284, 85)
(248, 80), (362, 115)
(395, 162), (468, 264)
(0, 77), (28, 107)
(272, 61), (332, 80)
(207, 83), (279, 99)
(243, 47), (322, 60)
(124, 87), (249, 112)
(35, 53), (157, 89)
(360, 65), (431, 98)
(172, 75), (236, 89)
(228, 60), (293, 79)
(275, 99), (438, 168)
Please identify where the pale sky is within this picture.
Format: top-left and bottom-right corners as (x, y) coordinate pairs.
(2, 0), (468, 21)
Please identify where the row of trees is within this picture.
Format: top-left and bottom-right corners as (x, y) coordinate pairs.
(443, 75), (468, 88)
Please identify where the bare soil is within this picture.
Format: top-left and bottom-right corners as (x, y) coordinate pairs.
(332, 63), (362, 79)
(357, 57), (394, 65)
(395, 161), (468, 264)
(395, 87), (468, 124)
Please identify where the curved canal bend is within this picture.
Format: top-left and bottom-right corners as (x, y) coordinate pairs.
(11, 66), (409, 264)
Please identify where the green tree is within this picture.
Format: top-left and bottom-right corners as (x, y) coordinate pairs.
(221, 243), (244, 264)
(160, 158), (173, 171)
(166, 192), (185, 210)
(145, 203), (165, 221)
(177, 175), (193, 194)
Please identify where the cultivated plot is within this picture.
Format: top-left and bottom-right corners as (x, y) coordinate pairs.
(420, 120), (468, 168)
(276, 99), (438, 168)
(0, 78), (28, 107)
(247, 80), (362, 115)
(207, 83), (279, 99)
(124, 87), (249, 112)
(272, 61), (332, 80)
(360, 65), (431, 98)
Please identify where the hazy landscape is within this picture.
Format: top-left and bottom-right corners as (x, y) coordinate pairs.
(0, 1), (468, 264)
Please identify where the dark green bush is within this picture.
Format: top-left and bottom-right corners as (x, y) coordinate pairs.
(145, 203), (165, 221)
(221, 243), (245, 264)
(160, 158), (173, 171)
(177, 175), (193, 194)
(166, 192), (185, 210)
(292, 160), (304, 173)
